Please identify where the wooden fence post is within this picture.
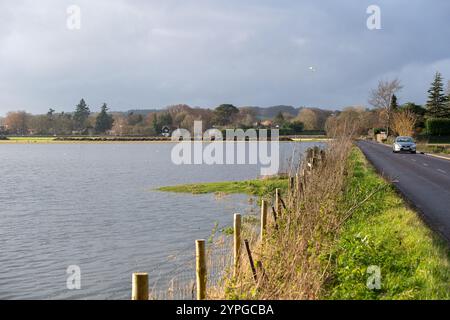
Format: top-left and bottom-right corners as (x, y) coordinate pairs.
(131, 272), (149, 300)
(195, 239), (207, 300)
(234, 213), (242, 277)
(244, 239), (258, 283)
(275, 188), (281, 216)
(307, 148), (313, 161)
(305, 148), (312, 171)
(260, 200), (267, 242)
(313, 146), (320, 157)
(320, 149), (326, 162)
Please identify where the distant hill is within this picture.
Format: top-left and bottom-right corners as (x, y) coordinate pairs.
(117, 105), (320, 120)
(115, 106), (302, 119)
(124, 109), (160, 116)
(243, 105), (302, 120)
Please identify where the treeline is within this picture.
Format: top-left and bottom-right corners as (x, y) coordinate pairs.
(0, 102), (331, 136)
(2, 71), (449, 138)
(0, 99), (114, 136)
(325, 71), (450, 138)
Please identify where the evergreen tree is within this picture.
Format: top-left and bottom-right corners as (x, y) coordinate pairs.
(46, 108), (55, 135)
(152, 114), (160, 133)
(95, 103), (114, 133)
(73, 99), (90, 132)
(445, 81), (450, 117)
(158, 112), (173, 127)
(47, 108), (55, 117)
(213, 104), (239, 126)
(274, 111), (285, 125)
(390, 94), (399, 111)
(426, 72), (446, 118)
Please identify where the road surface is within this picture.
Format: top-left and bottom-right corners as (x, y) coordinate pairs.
(357, 140), (450, 243)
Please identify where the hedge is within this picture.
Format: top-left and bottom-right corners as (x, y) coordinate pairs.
(425, 118), (450, 135)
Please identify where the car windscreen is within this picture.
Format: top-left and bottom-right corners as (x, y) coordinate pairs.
(397, 138), (413, 142)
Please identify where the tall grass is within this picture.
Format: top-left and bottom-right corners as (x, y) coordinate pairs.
(221, 137), (449, 300)
(224, 136), (354, 299)
(158, 134), (449, 300)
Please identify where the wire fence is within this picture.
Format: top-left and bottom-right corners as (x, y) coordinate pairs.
(129, 146), (326, 300)
(147, 235), (233, 300)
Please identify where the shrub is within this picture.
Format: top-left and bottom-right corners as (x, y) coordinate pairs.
(425, 118), (450, 135)
(280, 121), (304, 135)
(373, 128), (385, 135)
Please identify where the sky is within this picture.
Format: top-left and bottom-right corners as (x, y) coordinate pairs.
(1, 0), (450, 115)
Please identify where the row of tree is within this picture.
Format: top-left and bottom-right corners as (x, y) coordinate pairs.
(326, 72), (450, 137)
(1, 101), (328, 136)
(2, 72), (448, 137)
(0, 99), (114, 135)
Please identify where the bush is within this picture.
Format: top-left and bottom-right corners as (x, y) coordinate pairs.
(425, 118), (450, 135)
(373, 128), (385, 135)
(279, 121), (304, 135)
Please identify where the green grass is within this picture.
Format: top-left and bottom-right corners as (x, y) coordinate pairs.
(326, 147), (450, 299)
(4, 137), (56, 142)
(416, 143), (450, 155)
(157, 177), (288, 197)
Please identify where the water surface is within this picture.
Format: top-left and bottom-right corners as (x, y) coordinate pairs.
(0, 142), (318, 299)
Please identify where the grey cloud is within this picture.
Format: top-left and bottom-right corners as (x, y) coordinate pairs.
(0, 0), (449, 115)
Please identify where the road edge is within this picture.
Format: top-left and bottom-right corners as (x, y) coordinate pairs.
(364, 139), (450, 162)
(355, 141), (450, 247)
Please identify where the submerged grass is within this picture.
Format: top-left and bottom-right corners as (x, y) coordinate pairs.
(0, 137), (56, 143)
(157, 177), (288, 197)
(326, 147), (449, 299)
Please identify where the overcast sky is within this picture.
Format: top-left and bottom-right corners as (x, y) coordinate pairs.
(1, 0), (450, 115)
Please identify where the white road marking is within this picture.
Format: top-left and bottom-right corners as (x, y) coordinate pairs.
(423, 163), (429, 167)
(437, 169), (447, 174)
(411, 159), (416, 162)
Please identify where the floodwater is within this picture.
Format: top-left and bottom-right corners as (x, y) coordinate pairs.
(0, 142), (320, 299)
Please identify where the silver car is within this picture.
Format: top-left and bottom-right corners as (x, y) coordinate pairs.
(393, 136), (416, 153)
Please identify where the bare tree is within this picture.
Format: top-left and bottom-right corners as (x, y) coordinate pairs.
(5, 111), (30, 135)
(296, 108), (318, 130)
(324, 106), (370, 137)
(391, 109), (417, 137)
(368, 78), (403, 136)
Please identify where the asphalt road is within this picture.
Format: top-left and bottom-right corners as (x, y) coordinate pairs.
(357, 140), (450, 243)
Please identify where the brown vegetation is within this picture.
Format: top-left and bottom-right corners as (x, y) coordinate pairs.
(391, 109), (417, 136)
(226, 136), (353, 299)
(368, 78), (403, 136)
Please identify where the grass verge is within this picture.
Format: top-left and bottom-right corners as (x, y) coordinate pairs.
(326, 147), (449, 299)
(157, 177), (288, 197)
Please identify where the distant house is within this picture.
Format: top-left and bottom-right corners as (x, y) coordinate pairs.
(161, 126), (171, 137)
(260, 120), (273, 127)
(375, 131), (387, 142)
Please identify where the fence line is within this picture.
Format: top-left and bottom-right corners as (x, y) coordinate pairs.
(131, 147), (321, 300)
